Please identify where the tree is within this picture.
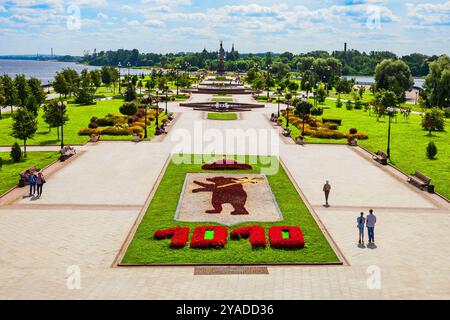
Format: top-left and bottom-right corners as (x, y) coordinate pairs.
(101, 66), (113, 90)
(42, 100), (69, 140)
(374, 59), (414, 102)
(28, 77), (46, 105)
(75, 69), (96, 105)
(10, 142), (22, 163)
(270, 62), (290, 82)
(0, 78), (5, 119)
(426, 142), (437, 159)
(316, 83), (327, 103)
(124, 82), (137, 102)
(2, 75), (18, 114)
(24, 95), (39, 117)
(90, 69), (102, 89)
(53, 72), (70, 98)
(11, 107), (38, 157)
(62, 68), (80, 97)
(374, 90), (397, 121)
(335, 77), (353, 100)
(423, 55), (450, 109)
(422, 108), (445, 135)
(15, 74), (30, 108)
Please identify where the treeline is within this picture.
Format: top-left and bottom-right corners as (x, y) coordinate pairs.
(82, 48), (438, 77)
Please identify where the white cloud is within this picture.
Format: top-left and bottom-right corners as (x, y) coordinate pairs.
(97, 12), (108, 19)
(407, 1), (450, 26)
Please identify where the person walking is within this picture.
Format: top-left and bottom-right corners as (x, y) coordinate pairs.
(28, 171), (37, 197)
(357, 212), (366, 245)
(366, 209), (377, 244)
(36, 171), (46, 198)
(323, 181), (331, 207)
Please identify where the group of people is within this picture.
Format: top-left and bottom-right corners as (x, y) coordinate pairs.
(357, 210), (377, 245)
(24, 170), (46, 198)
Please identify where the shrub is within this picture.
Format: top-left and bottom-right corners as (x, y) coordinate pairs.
(88, 121), (99, 129)
(311, 129), (345, 139)
(78, 128), (101, 136)
(119, 102), (138, 116)
(354, 100), (363, 110)
(336, 98), (343, 108)
(444, 107), (450, 118)
(347, 132), (369, 140)
(422, 108), (445, 135)
(346, 100), (354, 110)
(349, 128), (358, 134)
(100, 127), (133, 136)
(310, 106), (324, 116)
(426, 142), (438, 159)
(130, 125), (144, 134)
(325, 123), (339, 130)
(0, 156), (3, 169)
(10, 142), (22, 163)
(322, 118), (342, 125)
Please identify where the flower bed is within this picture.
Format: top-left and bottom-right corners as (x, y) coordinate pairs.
(154, 227), (190, 248)
(230, 226), (266, 249)
(201, 159), (252, 170)
(269, 226), (305, 249)
(190, 226), (228, 249)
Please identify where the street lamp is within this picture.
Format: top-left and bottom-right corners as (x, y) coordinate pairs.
(57, 100), (67, 150)
(265, 65), (272, 98)
(163, 85), (169, 114)
(301, 95), (308, 136)
(118, 62), (122, 93)
(142, 95), (151, 139)
(277, 87), (282, 118)
(127, 62), (131, 78)
(386, 107), (395, 158)
(174, 64), (180, 96)
(155, 90), (160, 128)
(285, 100), (290, 129)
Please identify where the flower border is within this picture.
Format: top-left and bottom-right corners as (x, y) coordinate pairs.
(269, 226), (305, 249)
(154, 227), (190, 248)
(190, 226), (228, 249)
(230, 226), (266, 249)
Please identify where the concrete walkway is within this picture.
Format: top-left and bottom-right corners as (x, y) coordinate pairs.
(0, 92), (449, 299)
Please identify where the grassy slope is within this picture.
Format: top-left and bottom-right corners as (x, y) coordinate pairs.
(283, 98), (450, 199)
(122, 155), (339, 265)
(207, 113), (238, 120)
(0, 151), (59, 195)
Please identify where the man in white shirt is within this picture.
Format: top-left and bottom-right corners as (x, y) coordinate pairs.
(366, 209), (377, 244)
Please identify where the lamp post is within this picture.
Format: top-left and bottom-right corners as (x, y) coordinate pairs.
(57, 100), (67, 150)
(386, 107), (394, 158)
(118, 62), (122, 94)
(164, 85), (169, 114)
(301, 95), (308, 136)
(155, 90), (160, 128)
(265, 65), (272, 99)
(142, 95), (151, 139)
(127, 62), (131, 78)
(277, 87), (282, 118)
(175, 64), (180, 96)
(285, 100), (290, 129)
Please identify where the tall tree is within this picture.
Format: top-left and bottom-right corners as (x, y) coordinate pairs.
(28, 77), (46, 105)
(374, 59), (414, 102)
(2, 75), (18, 114)
(53, 72), (70, 98)
(423, 54), (450, 109)
(42, 100), (69, 140)
(11, 107), (38, 157)
(14, 74), (30, 108)
(75, 69), (96, 105)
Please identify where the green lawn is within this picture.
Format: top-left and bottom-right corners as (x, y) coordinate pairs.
(207, 113), (238, 121)
(0, 151), (59, 196)
(211, 97), (233, 102)
(121, 155), (339, 265)
(0, 99), (166, 146)
(283, 98), (450, 199)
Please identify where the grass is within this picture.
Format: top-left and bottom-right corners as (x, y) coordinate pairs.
(0, 99), (166, 146)
(283, 98), (450, 199)
(211, 97), (233, 102)
(0, 151), (59, 196)
(207, 113), (238, 121)
(122, 155), (339, 265)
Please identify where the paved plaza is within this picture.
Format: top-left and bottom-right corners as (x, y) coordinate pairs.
(0, 93), (449, 299)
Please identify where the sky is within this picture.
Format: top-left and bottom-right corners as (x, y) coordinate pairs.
(0, 0), (449, 56)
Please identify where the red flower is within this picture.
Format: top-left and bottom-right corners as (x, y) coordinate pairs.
(154, 227), (190, 248)
(202, 159), (252, 170)
(269, 226), (305, 249)
(231, 226), (266, 248)
(190, 226), (228, 249)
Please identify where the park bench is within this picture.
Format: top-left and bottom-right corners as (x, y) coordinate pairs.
(408, 171), (432, 191)
(372, 150), (388, 165)
(90, 134), (100, 142)
(282, 128), (291, 137)
(18, 166), (36, 188)
(60, 146), (76, 162)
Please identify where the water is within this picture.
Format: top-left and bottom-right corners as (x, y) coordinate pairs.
(0, 60), (150, 84)
(344, 75), (424, 89)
